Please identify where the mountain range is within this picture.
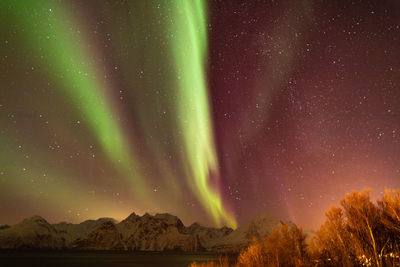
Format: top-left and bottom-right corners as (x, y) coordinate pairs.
(0, 212), (285, 252)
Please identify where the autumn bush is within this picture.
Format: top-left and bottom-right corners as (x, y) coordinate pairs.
(311, 189), (400, 267)
(190, 224), (309, 267)
(189, 255), (230, 267)
(238, 224), (309, 267)
(190, 188), (400, 267)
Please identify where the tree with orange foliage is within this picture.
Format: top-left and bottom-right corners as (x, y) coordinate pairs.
(377, 189), (400, 263)
(312, 189), (400, 266)
(311, 206), (358, 266)
(379, 189), (400, 234)
(340, 189), (383, 266)
(236, 237), (267, 267)
(190, 188), (400, 267)
(236, 224), (309, 267)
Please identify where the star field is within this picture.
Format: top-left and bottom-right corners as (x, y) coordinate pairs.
(0, 0), (399, 230)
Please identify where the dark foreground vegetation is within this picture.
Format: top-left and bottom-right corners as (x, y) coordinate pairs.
(0, 250), (225, 267)
(190, 188), (400, 266)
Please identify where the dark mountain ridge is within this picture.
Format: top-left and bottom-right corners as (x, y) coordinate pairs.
(0, 212), (285, 252)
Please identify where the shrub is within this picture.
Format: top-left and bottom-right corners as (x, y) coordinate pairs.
(190, 188), (400, 267)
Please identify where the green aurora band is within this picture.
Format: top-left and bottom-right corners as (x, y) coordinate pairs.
(1, 0), (237, 228)
(169, 0), (236, 228)
(2, 1), (147, 196)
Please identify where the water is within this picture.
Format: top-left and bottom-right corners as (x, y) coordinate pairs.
(0, 250), (225, 267)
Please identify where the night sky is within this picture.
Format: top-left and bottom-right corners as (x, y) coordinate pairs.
(1, 0), (399, 230)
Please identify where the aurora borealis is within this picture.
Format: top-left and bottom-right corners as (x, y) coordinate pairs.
(1, 0), (400, 230)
